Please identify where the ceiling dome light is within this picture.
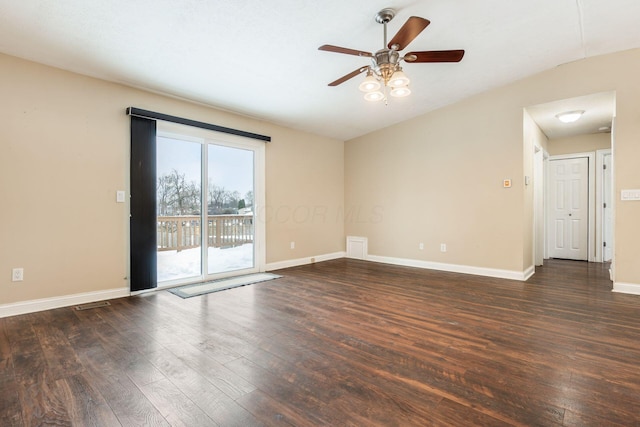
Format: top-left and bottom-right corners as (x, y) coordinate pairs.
(364, 91), (385, 102)
(389, 68), (410, 87)
(359, 72), (381, 92)
(556, 110), (585, 123)
(390, 86), (411, 98)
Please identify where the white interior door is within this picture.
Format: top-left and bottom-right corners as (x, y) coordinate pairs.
(547, 157), (589, 260)
(603, 153), (613, 262)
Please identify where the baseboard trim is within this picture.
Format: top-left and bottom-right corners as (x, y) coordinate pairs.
(0, 287), (130, 319)
(367, 255), (532, 281)
(612, 282), (640, 295)
(265, 251), (346, 271)
(523, 265), (536, 281)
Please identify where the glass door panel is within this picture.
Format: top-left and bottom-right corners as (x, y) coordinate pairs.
(207, 144), (255, 275)
(156, 136), (202, 283)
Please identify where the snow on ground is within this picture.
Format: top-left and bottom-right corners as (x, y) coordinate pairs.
(157, 244), (253, 282)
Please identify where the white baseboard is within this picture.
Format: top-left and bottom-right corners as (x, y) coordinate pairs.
(612, 282), (640, 295)
(0, 287), (130, 319)
(265, 251), (346, 271)
(523, 265), (535, 281)
(367, 254), (533, 281)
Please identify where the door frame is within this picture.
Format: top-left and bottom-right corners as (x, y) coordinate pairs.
(595, 148), (612, 263)
(545, 152), (596, 262)
(533, 145), (547, 266)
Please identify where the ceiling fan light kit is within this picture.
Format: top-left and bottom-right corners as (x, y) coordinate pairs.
(319, 8), (465, 104)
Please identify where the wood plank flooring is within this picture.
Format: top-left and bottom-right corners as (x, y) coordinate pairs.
(1, 259), (640, 426)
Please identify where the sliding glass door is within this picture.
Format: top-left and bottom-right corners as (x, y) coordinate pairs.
(207, 144), (254, 275)
(155, 126), (260, 285)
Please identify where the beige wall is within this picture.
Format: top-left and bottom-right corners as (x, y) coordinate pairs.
(346, 48), (640, 285)
(265, 127), (344, 263)
(547, 132), (611, 156)
(0, 53), (344, 305)
(346, 93), (525, 272)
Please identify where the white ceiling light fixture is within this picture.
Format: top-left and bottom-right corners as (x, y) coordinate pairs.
(319, 8), (465, 104)
(556, 110), (585, 123)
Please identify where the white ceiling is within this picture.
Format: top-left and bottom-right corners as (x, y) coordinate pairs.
(0, 0), (638, 141)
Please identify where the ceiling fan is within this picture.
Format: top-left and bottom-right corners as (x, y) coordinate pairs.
(319, 8), (464, 101)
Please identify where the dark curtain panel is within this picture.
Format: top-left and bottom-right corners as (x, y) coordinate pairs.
(130, 116), (157, 291)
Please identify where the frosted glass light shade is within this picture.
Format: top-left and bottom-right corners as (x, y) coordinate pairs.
(390, 86), (411, 97)
(359, 74), (381, 92)
(389, 69), (410, 87)
(364, 91), (384, 102)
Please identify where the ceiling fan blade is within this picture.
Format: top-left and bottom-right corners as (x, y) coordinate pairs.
(328, 66), (369, 86)
(404, 50), (465, 63)
(388, 17), (430, 51)
(319, 44), (373, 58)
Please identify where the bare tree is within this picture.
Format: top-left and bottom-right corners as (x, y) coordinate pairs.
(158, 169), (201, 215)
(185, 181), (201, 215)
(226, 191), (241, 209)
(208, 181), (227, 210)
(244, 190), (254, 208)
(157, 175), (172, 215)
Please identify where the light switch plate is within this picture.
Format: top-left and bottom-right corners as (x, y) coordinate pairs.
(621, 189), (640, 201)
(116, 190), (126, 203)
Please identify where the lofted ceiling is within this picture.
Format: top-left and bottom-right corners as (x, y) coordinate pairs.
(0, 0), (638, 141)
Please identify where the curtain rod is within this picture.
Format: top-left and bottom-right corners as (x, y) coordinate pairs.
(126, 107), (271, 142)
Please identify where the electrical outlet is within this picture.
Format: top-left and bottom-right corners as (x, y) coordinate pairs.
(12, 268), (24, 282)
(440, 243), (447, 252)
(419, 243), (424, 250)
(290, 241), (295, 249)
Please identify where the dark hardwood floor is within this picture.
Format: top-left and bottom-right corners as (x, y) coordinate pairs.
(2, 258), (640, 426)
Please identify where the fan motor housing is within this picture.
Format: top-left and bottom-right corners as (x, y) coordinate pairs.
(372, 49), (400, 80)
